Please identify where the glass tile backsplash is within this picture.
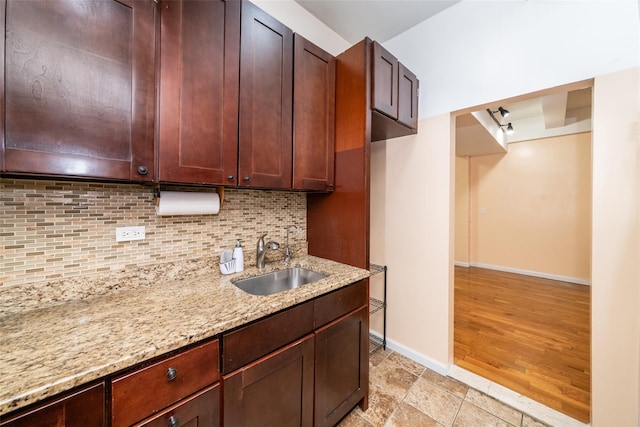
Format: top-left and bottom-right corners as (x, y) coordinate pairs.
(0, 179), (306, 288)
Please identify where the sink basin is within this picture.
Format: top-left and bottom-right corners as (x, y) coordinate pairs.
(233, 267), (327, 296)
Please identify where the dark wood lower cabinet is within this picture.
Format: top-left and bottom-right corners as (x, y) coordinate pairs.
(0, 382), (104, 427)
(315, 307), (369, 427)
(135, 385), (220, 427)
(223, 335), (315, 427)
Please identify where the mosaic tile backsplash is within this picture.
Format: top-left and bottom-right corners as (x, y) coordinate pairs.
(0, 178), (307, 288)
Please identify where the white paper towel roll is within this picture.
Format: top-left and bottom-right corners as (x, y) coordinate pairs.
(156, 191), (220, 216)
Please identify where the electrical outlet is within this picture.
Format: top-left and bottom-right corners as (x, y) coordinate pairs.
(116, 226), (146, 242)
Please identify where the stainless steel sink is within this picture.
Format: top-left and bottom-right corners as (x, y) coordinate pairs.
(233, 267), (327, 296)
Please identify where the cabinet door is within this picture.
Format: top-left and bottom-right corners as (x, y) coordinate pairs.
(293, 34), (335, 191)
(0, 382), (104, 427)
(238, 1), (293, 189)
(397, 63), (419, 130)
(1, 0), (155, 182)
(135, 384), (220, 427)
(315, 307), (369, 427)
(371, 41), (398, 120)
(223, 335), (314, 427)
(157, 0), (240, 185)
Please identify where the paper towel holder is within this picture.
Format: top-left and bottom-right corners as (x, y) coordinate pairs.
(216, 187), (225, 205)
(153, 186), (226, 206)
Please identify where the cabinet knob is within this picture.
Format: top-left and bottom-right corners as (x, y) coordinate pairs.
(166, 367), (177, 381)
(168, 415), (179, 427)
(243, 176), (251, 183)
(227, 175), (235, 182)
(328, 183), (334, 189)
(137, 165), (148, 176)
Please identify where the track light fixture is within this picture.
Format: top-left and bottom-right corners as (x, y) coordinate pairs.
(486, 107), (515, 135)
(493, 107), (510, 118)
(501, 122), (514, 135)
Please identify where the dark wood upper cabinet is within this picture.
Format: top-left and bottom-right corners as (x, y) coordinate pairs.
(238, 1), (293, 189)
(1, 0), (156, 182)
(370, 40), (419, 142)
(308, 37), (418, 270)
(371, 41), (399, 120)
(308, 40), (370, 270)
(157, 0), (240, 185)
(293, 34), (335, 192)
(397, 62), (419, 130)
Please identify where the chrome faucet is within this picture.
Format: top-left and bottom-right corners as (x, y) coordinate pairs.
(256, 233), (280, 268)
(284, 225), (298, 262)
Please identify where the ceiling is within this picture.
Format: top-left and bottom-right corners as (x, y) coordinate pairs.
(293, 0), (593, 157)
(456, 88), (593, 157)
(295, 0), (460, 44)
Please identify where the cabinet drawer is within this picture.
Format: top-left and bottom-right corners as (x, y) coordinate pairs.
(111, 339), (219, 427)
(222, 300), (314, 374)
(314, 280), (368, 328)
(134, 384), (220, 427)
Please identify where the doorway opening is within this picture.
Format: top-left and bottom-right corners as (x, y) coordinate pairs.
(452, 81), (593, 424)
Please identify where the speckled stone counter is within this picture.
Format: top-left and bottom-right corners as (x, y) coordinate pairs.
(0, 255), (370, 416)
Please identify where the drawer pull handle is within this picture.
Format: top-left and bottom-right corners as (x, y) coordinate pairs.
(168, 415), (179, 427)
(166, 367), (178, 381)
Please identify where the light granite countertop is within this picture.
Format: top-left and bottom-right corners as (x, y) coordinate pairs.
(0, 255), (370, 416)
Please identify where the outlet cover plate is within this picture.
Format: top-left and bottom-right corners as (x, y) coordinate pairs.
(116, 226), (146, 242)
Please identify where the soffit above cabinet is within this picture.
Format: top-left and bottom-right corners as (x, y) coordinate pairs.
(295, 0), (460, 44)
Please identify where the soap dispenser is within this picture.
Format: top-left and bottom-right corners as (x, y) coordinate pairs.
(233, 239), (244, 272)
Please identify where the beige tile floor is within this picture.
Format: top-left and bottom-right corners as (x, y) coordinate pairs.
(338, 349), (550, 427)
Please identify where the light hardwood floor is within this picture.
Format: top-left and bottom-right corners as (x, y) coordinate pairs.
(454, 266), (591, 423)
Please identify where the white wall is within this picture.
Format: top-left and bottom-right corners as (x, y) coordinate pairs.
(384, 0), (640, 119)
(373, 115), (455, 373)
(591, 67), (640, 426)
(375, 69), (639, 426)
(374, 2), (640, 425)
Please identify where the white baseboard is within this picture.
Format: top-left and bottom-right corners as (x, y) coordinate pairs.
(369, 330), (449, 376)
(467, 262), (591, 286)
(454, 261), (470, 267)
